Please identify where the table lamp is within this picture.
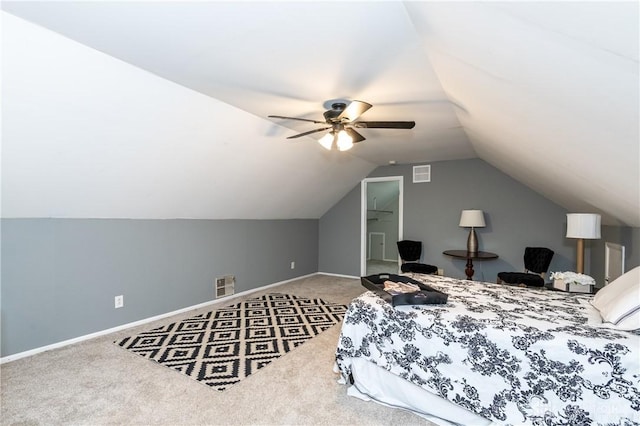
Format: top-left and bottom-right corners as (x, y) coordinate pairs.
(566, 213), (601, 274)
(459, 210), (486, 253)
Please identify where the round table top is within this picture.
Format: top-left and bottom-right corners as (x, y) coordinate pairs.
(443, 250), (499, 260)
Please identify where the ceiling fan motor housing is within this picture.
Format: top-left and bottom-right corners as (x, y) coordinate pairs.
(323, 102), (347, 122)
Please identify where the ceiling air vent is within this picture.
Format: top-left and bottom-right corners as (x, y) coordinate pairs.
(413, 165), (431, 183)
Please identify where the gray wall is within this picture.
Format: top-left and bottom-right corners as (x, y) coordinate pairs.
(320, 158), (578, 280)
(318, 185), (361, 276)
(1, 218), (318, 357)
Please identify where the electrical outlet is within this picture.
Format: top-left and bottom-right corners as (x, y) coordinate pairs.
(114, 295), (124, 309)
(290, 261), (295, 269)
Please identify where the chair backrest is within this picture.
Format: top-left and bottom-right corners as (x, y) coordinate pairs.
(524, 247), (554, 274)
(397, 240), (422, 262)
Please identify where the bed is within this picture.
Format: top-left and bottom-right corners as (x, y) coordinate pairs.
(335, 273), (640, 425)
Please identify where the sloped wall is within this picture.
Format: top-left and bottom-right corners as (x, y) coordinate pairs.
(2, 12), (374, 221)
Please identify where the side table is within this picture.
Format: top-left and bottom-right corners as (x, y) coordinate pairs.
(443, 250), (499, 280)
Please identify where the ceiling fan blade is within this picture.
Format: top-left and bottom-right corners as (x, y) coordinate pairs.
(336, 100), (373, 122)
(354, 121), (416, 129)
(344, 127), (366, 143)
(286, 127), (332, 139)
(268, 115), (326, 124)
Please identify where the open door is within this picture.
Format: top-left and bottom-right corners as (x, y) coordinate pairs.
(361, 177), (403, 276)
(368, 232), (385, 261)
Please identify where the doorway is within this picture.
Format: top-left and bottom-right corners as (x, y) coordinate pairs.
(361, 176), (403, 276)
(605, 242), (625, 285)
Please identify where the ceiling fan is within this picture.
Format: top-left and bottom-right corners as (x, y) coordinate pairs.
(268, 100), (415, 151)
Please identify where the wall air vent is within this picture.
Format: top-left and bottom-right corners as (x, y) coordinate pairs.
(413, 165), (431, 183)
(215, 275), (235, 299)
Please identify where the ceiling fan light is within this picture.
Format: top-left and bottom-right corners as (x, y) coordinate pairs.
(336, 130), (353, 151)
(318, 132), (334, 150)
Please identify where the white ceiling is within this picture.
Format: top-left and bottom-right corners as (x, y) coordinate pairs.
(2, 1), (638, 225)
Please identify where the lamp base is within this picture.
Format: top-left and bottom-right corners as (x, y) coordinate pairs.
(467, 228), (478, 253)
(576, 238), (584, 274)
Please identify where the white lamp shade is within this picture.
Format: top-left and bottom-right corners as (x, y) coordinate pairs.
(566, 213), (601, 239)
(459, 210), (486, 228)
(336, 130), (353, 151)
(318, 133), (333, 150)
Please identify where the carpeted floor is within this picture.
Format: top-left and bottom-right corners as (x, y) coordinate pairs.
(0, 274), (436, 425)
(366, 259), (399, 276)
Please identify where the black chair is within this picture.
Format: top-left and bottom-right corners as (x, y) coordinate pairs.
(397, 240), (438, 275)
(497, 247), (555, 287)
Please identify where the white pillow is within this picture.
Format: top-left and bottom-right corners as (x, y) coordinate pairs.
(591, 266), (640, 331)
(592, 266), (639, 308)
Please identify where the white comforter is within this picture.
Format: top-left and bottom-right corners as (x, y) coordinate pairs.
(335, 275), (640, 425)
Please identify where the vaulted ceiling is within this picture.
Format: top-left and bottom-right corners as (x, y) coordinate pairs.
(2, 2), (638, 226)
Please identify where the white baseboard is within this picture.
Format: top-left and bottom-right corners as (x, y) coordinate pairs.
(0, 273), (317, 364)
(317, 272), (360, 280)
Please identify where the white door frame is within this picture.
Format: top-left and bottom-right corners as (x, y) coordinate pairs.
(361, 176), (403, 276)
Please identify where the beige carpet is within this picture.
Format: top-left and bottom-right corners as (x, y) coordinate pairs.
(1, 274), (436, 425)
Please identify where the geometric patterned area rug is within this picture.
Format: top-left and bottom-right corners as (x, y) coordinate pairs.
(114, 293), (347, 391)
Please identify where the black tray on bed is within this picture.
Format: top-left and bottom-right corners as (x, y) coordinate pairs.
(361, 273), (448, 306)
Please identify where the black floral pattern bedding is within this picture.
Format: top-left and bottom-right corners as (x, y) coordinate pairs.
(335, 275), (640, 425)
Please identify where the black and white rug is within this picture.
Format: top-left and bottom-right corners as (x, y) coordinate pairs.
(115, 293), (347, 391)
